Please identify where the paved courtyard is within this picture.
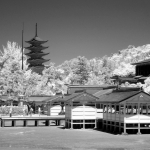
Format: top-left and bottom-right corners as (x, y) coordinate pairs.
(0, 126), (150, 150)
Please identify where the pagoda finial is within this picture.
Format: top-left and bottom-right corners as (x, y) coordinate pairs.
(35, 23), (37, 37)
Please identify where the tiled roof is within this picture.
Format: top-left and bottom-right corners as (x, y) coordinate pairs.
(68, 84), (116, 89)
(97, 90), (141, 103)
(111, 76), (137, 83)
(68, 85), (116, 94)
(122, 92), (150, 103)
(93, 89), (113, 97)
(64, 92), (98, 102)
(28, 96), (51, 102)
(42, 95), (62, 103)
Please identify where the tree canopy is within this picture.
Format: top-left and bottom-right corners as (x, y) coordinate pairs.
(1, 41), (150, 96)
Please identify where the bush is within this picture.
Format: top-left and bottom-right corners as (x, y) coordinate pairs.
(0, 106), (27, 116)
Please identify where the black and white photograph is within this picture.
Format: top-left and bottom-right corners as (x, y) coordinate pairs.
(1, 0), (150, 150)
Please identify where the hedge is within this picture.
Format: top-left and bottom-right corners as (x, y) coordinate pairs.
(0, 106), (28, 116)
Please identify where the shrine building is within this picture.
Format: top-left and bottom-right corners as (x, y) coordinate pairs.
(132, 59), (150, 77)
(97, 87), (150, 134)
(44, 85), (116, 129)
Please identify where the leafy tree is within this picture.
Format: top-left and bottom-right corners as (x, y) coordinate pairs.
(72, 56), (89, 85)
(0, 42), (41, 98)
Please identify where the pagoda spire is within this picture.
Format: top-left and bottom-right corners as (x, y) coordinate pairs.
(35, 23), (38, 37)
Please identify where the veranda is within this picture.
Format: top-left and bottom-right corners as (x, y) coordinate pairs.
(98, 90), (150, 134)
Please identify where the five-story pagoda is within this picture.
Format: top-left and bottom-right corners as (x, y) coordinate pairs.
(25, 23), (49, 74)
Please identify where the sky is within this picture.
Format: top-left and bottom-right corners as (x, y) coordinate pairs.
(0, 0), (150, 66)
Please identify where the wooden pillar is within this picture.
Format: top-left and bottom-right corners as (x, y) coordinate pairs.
(126, 104), (128, 114)
(70, 101), (73, 129)
(131, 104), (133, 115)
(136, 104), (138, 114)
(46, 120), (50, 126)
(83, 103), (85, 129)
(140, 103), (143, 114)
(94, 103), (97, 129)
(65, 119), (67, 128)
(70, 119), (73, 129)
(95, 119), (97, 129)
(123, 103), (127, 135)
(24, 120), (27, 127)
(67, 119), (69, 128)
(110, 104), (112, 132)
(57, 120), (59, 126)
(113, 104), (117, 133)
(106, 104), (108, 131)
(47, 102), (51, 116)
(137, 102), (141, 135)
(119, 104), (121, 134)
(146, 104), (148, 115)
(35, 120), (38, 126)
(12, 120), (15, 127)
(102, 104), (105, 130)
(56, 120), (58, 126)
(1, 119), (4, 127)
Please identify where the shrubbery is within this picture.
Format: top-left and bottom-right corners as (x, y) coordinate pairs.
(0, 106), (27, 116)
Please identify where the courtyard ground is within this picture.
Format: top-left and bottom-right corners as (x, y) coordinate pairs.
(0, 126), (150, 150)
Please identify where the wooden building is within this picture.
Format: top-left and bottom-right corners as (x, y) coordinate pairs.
(46, 94), (65, 116)
(44, 85), (116, 129)
(97, 88), (150, 134)
(65, 91), (98, 129)
(132, 59), (150, 77)
(44, 85), (116, 117)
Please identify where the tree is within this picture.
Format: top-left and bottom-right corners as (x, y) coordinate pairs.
(72, 56), (89, 85)
(0, 42), (41, 98)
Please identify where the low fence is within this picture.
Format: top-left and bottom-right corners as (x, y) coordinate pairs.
(0, 116), (65, 127)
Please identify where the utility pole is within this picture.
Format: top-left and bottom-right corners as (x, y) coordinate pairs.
(22, 23), (24, 70)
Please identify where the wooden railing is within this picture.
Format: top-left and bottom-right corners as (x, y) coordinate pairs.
(103, 113), (150, 123)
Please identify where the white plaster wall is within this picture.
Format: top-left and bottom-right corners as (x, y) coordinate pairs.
(71, 105), (96, 120)
(50, 105), (65, 116)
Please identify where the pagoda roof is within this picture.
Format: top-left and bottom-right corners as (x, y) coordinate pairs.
(28, 59), (50, 64)
(26, 52), (49, 57)
(132, 59), (150, 65)
(26, 36), (48, 44)
(26, 24), (48, 44)
(25, 45), (49, 50)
